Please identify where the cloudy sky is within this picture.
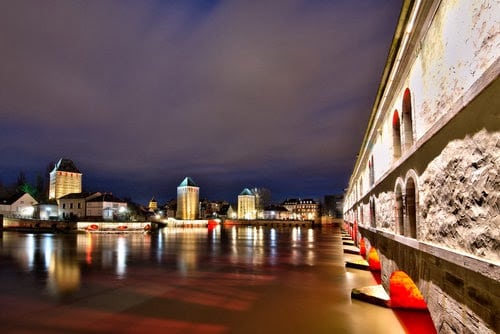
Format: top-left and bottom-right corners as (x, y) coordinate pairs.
(0, 0), (401, 205)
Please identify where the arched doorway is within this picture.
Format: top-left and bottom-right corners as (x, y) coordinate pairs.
(402, 88), (414, 150)
(395, 184), (404, 235)
(406, 177), (417, 238)
(392, 110), (402, 160)
(369, 197), (376, 228)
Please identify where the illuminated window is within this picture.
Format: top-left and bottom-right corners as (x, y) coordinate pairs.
(392, 110), (402, 160)
(369, 156), (375, 187)
(402, 88), (414, 150)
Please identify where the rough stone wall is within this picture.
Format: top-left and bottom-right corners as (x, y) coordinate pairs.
(418, 0), (499, 137)
(419, 129), (500, 263)
(376, 191), (394, 231)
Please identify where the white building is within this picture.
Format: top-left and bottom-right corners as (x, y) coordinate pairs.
(86, 193), (127, 221)
(58, 192), (101, 219)
(238, 188), (256, 219)
(0, 193), (38, 218)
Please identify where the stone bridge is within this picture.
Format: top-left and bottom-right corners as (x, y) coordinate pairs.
(343, 0), (499, 332)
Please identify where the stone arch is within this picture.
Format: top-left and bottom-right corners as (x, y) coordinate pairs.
(367, 247), (381, 271)
(405, 171), (419, 239)
(389, 270), (427, 309)
(394, 179), (405, 235)
(369, 196), (376, 228)
(402, 88), (414, 151)
(392, 110), (402, 160)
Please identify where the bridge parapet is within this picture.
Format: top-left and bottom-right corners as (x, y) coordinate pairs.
(354, 224), (499, 333)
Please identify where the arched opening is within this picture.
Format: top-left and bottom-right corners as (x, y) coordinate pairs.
(389, 271), (427, 309)
(395, 184), (404, 235)
(406, 178), (417, 238)
(402, 88), (414, 151)
(392, 110), (402, 160)
(369, 197), (376, 228)
(369, 156), (375, 187)
(359, 237), (366, 257)
(367, 247), (381, 271)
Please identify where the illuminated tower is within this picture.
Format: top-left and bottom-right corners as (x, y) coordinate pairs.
(176, 177), (199, 220)
(49, 158), (82, 200)
(148, 196), (158, 211)
(238, 188), (256, 219)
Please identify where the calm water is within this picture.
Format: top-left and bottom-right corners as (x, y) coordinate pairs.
(0, 226), (435, 333)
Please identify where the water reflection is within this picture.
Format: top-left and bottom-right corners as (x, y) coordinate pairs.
(0, 227), (436, 333)
(0, 226), (321, 298)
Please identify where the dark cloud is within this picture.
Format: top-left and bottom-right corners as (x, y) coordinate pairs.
(0, 0), (401, 204)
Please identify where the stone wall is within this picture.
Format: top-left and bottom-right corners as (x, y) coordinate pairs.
(376, 191), (394, 231)
(419, 129), (500, 263)
(358, 226), (499, 334)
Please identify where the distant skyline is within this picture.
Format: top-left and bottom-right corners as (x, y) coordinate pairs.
(0, 1), (402, 205)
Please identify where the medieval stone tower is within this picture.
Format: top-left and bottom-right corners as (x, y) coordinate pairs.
(49, 158), (82, 200)
(176, 177), (199, 220)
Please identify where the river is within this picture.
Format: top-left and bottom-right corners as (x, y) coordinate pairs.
(0, 225), (436, 333)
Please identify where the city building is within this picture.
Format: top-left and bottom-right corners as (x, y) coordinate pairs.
(342, 1), (498, 332)
(86, 193), (127, 220)
(0, 192), (38, 218)
(238, 188), (256, 219)
(282, 198), (319, 220)
(176, 177), (199, 220)
(262, 205), (290, 220)
(49, 158), (82, 200)
(58, 192), (101, 219)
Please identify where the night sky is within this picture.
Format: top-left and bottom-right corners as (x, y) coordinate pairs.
(0, 0), (401, 205)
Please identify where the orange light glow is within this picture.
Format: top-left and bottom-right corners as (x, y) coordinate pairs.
(367, 247), (381, 271)
(359, 238), (366, 257)
(389, 271), (427, 309)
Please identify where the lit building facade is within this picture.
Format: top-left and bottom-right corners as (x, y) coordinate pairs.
(283, 199), (319, 220)
(0, 193), (38, 218)
(58, 192), (101, 219)
(148, 197), (158, 211)
(86, 193), (127, 220)
(238, 188), (256, 219)
(342, 1), (499, 332)
(49, 158), (82, 200)
(176, 177), (199, 220)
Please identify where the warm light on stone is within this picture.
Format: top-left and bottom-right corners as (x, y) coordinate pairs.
(367, 247), (381, 271)
(389, 271), (427, 309)
(359, 238), (366, 257)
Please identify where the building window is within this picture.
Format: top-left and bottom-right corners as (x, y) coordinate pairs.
(402, 88), (414, 150)
(78, 203), (81, 209)
(62, 203), (66, 209)
(369, 156), (375, 187)
(70, 203), (73, 209)
(392, 110), (402, 160)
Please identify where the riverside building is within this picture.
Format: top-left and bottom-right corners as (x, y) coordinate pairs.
(48, 158), (82, 200)
(237, 188), (256, 220)
(176, 177), (199, 220)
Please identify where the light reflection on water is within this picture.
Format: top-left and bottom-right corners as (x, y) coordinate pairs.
(0, 226), (436, 333)
(0, 226), (320, 296)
